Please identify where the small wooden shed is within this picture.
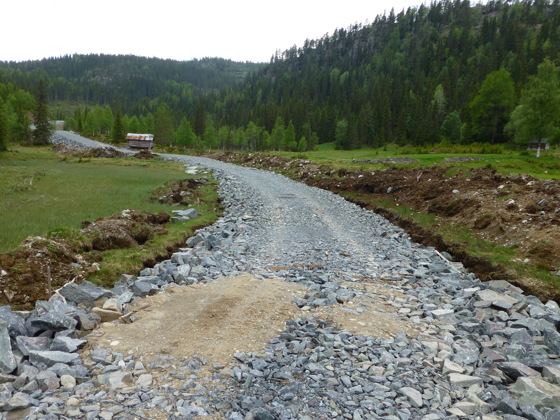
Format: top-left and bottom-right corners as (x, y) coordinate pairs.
(527, 138), (549, 151)
(126, 133), (154, 150)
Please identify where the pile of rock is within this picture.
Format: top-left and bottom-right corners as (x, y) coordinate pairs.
(0, 180), (258, 417)
(199, 274), (560, 419)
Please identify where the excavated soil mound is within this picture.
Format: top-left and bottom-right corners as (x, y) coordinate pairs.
(53, 145), (127, 158)
(133, 150), (158, 160)
(150, 179), (204, 206)
(0, 210), (170, 310)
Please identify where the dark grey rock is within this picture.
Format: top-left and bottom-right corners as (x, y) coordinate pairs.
(453, 339), (479, 365)
(543, 329), (560, 354)
(36, 370), (60, 391)
(15, 336), (51, 356)
(48, 363), (90, 379)
(204, 234), (220, 250)
(58, 281), (113, 308)
(545, 409), (560, 420)
(520, 405), (547, 420)
(186, 235), (204, 247)
(132, 280), (159, 297)
(30, 311), (77, 332)
(50, 336), (86, 353)
(78, 312), (101, 330)
(511, 377), (560, 408)
(493, 390), (519, 414)
(28, 350), (80, 368)
(0, 319), (17, 374)
(510, 329), (535, 349)
(497, 361), (541, 380)
(0, 306), (28, 337)
(253, 408), (275, 420)
(511, 318), (556, 335)
(2, 392), (31, 410)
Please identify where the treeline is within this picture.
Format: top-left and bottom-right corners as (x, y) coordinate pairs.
(0, 83), (35, 150)
(64, 103), (315, 152)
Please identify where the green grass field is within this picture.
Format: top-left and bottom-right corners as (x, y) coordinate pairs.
(0, 147), (207, 253)
(278, 142), (560, 180)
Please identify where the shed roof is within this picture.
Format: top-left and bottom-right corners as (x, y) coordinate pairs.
(126, 133), (154, 141)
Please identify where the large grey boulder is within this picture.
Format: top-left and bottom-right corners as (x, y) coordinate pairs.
(0, 320), (17, 374)
(28, 350), (80, 368)
(173, 265), (192, 283)
(77, 312), (102, 331)
(543, 329), (560, 355)
(30, 311), (77, 332)
(2, 392), (31, 410)
(132, 280), (159, 297)
(36, 370), (60, 391)
(48, 363), (90, 379)
(15, 336), (51, 356)
(186, 234), (204, 248)
(0, 306), (28, 337)
(50, 336), (87, 353)
(59, 280), (113, 308)
(510, 376), (560, 408)
(453, 339), (480, 365)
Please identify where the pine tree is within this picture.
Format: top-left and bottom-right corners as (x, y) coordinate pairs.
(32, 80), (51, 145)
(154, 103), (175, 146)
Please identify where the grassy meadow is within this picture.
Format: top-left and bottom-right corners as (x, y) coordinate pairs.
(278, 142), (560, 180)
(0, 147), (217, 253)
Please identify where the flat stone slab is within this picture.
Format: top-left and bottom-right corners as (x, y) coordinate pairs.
(91, 307), (122, 322)
(448, 373), (483, 387)
(510, 376), (560, 408)
(497, 361), (541, 380)
(476, 289), (519, 306)
(400, 386), (423, 407)
(28, 350), (80, 368)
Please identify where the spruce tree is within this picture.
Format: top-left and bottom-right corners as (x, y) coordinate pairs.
(32, 80), (52, 145)
(111, 107), (126, 143)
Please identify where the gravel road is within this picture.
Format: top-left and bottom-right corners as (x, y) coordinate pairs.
(5, 131), (556, 419)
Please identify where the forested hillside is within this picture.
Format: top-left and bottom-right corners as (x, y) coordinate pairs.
(208, 0), (560, 149)
(1, 0), (560, 152)
(0, 55), (262, 114)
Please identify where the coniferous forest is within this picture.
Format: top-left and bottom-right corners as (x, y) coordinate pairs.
(1, 0), (560, 152)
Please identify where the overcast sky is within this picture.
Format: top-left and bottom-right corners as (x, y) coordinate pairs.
(3, 0), (428, 63)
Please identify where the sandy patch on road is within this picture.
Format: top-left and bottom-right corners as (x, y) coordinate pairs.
(84, 274), (415, 373)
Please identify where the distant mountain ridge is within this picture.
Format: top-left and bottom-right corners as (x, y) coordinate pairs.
(0, 54), (263, 114)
